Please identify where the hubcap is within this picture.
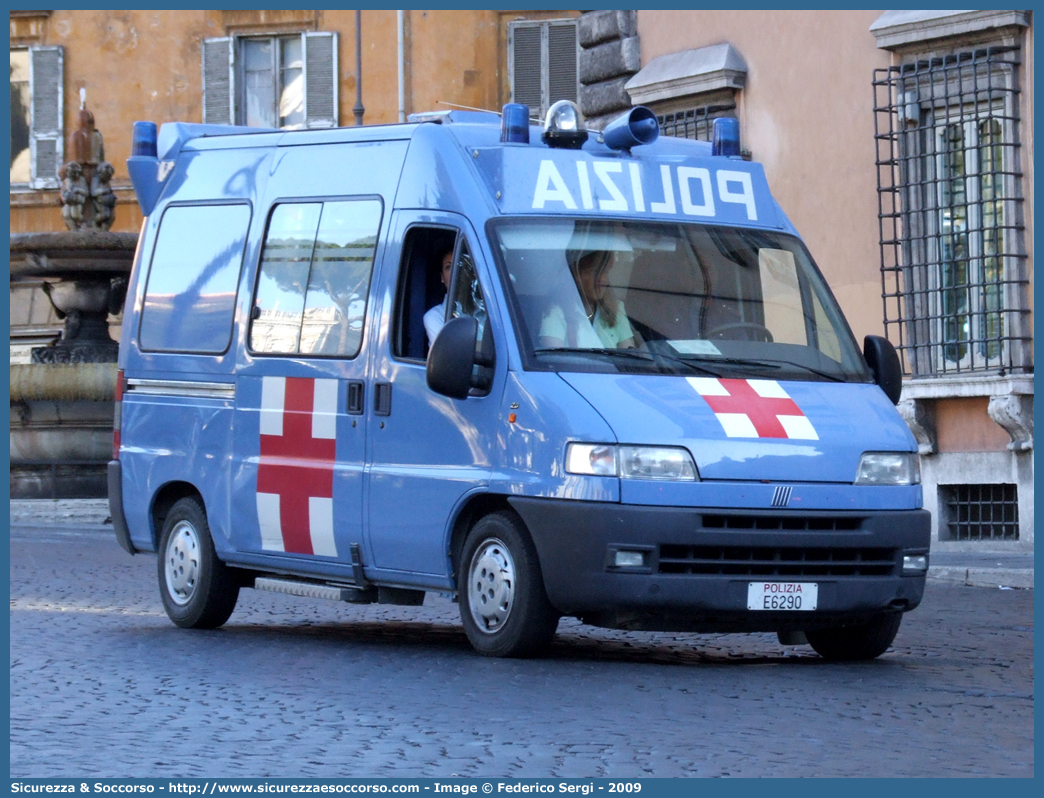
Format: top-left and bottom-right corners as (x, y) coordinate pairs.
(467, 537), (516, 634)
(164, 520), (201, 606)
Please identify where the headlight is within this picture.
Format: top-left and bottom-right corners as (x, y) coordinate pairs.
(565, 443), (698, 481)
(618, 445), (697, 480)
(855, 452), (920, 485)
(565, 443), (617, 476)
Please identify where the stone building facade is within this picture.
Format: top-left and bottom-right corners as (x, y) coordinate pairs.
(623, 10), (1034, 547)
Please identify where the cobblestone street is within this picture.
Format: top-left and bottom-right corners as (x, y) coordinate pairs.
(9, 518), (1034, 778)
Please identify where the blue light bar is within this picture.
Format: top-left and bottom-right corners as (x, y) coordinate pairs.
(131, 121), (158, 158)
(712, 117), (741, 157)
(501, 103), (530, 144)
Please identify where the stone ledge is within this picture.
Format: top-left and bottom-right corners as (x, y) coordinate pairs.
(901, 373), (1034, 400)
(870, 10), (1031, 50)
(626, 43), (746, 107)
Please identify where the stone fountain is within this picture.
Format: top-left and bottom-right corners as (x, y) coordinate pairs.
(10, 94), (138, 499)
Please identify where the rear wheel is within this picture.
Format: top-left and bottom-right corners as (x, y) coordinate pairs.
(806, 612), (903, 661)
(459, 510), (559, 657)
(157, 497), (239, 629)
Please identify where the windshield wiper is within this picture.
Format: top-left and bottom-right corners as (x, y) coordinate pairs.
(677, 355), (848, 382)
(746, 358), (850, 382)
(533, 347), (722, 376)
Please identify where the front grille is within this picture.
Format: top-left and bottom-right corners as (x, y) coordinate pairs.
(658, 545), (898, 577)
(702, 515), (862, 531)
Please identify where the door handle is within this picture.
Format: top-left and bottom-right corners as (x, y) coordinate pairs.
(374, 382), (392, 416)
(347, 381), (364, 415)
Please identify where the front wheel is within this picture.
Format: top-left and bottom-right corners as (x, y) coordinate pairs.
(806, 612), (903, 661)
(157, 496), (239, 629)
(459, 511), (559, 657)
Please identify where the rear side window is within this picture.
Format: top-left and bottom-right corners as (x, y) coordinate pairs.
(139, 204), (252, 353)
(250, 199), (382, 358)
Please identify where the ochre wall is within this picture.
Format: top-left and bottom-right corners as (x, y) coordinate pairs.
(10, 9), (578, 235)
(636, 10), (893, 346)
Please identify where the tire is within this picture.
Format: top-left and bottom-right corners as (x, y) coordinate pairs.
(458, 510), (559, 657)
(157, 496), (239, 629)
(806, 612), (903, 661)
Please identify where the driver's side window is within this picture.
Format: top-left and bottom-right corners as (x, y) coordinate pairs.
(392, 229), (491, 363)
(392, 226), (458, 361)
(448, 240), (489, 349)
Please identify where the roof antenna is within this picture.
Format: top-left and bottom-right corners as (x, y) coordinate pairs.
(436, 100), (500, 114)
(436, 100), (540, 123)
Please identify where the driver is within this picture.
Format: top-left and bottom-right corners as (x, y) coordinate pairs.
(538, 249), (636, 350)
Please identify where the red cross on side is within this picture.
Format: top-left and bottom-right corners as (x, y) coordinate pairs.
(257, 377), (335, 555)
(700, 378), (803, 438)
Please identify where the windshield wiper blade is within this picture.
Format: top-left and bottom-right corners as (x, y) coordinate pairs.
(677, 355), (781, 370)
(753, 359), (848, 382)
(534, 347), (651, 359)
(533, 347), (722, 376)
(678, 355), (848, 382)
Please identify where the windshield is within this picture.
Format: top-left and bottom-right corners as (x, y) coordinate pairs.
(490, 218), (871, 382)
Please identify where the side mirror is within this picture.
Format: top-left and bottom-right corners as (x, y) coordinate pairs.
(427, 316), (479, 399)
(863, 335), (903, 405)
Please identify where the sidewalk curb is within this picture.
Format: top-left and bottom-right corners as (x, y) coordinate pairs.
(928, 566), (1034, 589)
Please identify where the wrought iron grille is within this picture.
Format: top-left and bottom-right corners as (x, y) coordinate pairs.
(658, 103), (735, 141)
(873, 47), (1029, 377)
(941, 483), (1019, 541)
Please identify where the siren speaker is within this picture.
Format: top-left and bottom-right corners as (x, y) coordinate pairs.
(602, 106), (659, 151)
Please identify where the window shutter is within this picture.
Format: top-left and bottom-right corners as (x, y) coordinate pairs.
(547, 22), (578, 105)
(29, 46), (63, 190)
(304, 31), (338, 129)
(510, 23), (543, 114)
(202, 37), (234, 125)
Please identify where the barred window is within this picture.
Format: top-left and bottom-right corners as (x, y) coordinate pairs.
(874, 46), (1028, 377)
(658, 103), (735, 142)
(940, 483), (1019, 541)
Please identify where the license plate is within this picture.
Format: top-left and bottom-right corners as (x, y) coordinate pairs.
(747, 582), (818, 611)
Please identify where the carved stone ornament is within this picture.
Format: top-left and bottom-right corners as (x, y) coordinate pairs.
(57, 91), (115, 231)
(897, 397), (936, 456)
(987, 394), (1034, 452)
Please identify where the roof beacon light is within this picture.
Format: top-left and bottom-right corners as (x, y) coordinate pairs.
(131, 121), (158, 158)
(602, 106), (659, 152)
(500, 103), (530, 144)
(712, 117), (741, 157)
(542, 100), (588, 150)
(127, 121), (163, 216)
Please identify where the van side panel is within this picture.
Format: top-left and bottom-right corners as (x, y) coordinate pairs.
(492, 371), (619, 501)
(225, 140), (408, 571)
(120, 393), (236, 552)
(120, 147), (274, 553)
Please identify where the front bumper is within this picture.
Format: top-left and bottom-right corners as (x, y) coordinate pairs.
(508, 497), (930, 633)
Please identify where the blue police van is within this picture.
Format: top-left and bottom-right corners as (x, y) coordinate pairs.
(110, 101), (929, 659)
